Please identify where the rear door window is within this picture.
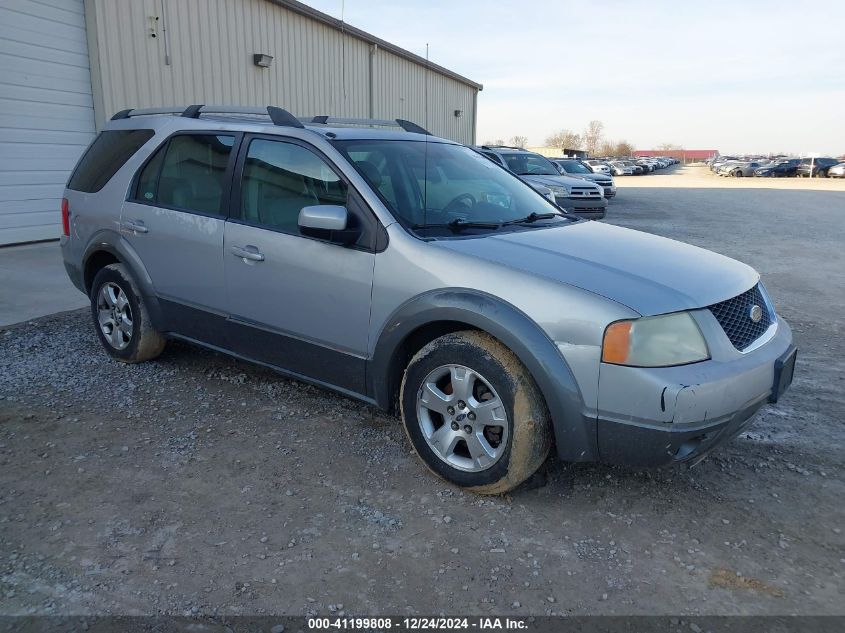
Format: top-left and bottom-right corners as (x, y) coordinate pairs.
(68, 129), (154, 193)
(133, 133), (236, 215)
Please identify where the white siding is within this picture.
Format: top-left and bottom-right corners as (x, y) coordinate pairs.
(87, 0), (478, 143)
(0, 0), (96, 245)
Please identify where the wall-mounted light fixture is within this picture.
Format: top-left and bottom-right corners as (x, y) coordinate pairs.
(253, 53), (273, 68)
(454, 109), (463, 118)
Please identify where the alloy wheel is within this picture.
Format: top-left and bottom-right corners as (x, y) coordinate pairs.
(97, 282), (133, 350)
(416, 364), (509, 472)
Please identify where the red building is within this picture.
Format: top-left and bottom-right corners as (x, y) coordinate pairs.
(634, 149), (719, 163)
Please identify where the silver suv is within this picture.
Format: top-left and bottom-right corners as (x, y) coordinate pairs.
(474, 146), (607, 219)
(61, 105), (796, 494)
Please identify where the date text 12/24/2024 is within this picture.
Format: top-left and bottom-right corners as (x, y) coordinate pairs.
(308, 617), (529, 630)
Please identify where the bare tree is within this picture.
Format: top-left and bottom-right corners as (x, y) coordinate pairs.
(508, 135), (528, 149)
(583, 120), (605, 156)
(545, 129), (582, 151)
(657, 142), (682, 151)
(614, 140), (634, 157)
(482, 138), (505, 146)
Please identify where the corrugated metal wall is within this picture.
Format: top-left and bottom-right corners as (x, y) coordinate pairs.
(86, 0), (477, 143)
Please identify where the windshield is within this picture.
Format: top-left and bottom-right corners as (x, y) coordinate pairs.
(332, 140), (568, 233)
(556, 160), (592, 174)
(500, 153), (560, 176)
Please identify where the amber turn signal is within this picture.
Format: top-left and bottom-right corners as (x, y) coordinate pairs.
(602, 321), (632, 364)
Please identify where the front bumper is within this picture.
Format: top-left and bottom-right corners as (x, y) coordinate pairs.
(556, 196), (607, 219)
(595, 313), (795, 467)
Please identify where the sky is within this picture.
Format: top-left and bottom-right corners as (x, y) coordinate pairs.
(303, 0), (845, 155)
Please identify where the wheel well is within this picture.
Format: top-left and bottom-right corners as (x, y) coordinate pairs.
(84, 250), (120, 295)
(385, 320), (479, 413)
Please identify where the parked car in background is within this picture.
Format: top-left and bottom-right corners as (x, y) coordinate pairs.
(476, 146), (607, 219)
(828, 162), (845, 178)
(796, 157), (838, 178)
(725, 160), (768, 177)
(709, 156), (738, 172)
(609, 161), (633, 176)
(61, 104), (797, 493)
(754, 159), (801, 178)
(550, 158), (616, 199)
(584, 159), (611, 175)
(624, 161), (646, 175)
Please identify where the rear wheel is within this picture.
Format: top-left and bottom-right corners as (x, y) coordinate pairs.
(733, 169), (743, 177)
(400, 331), (551, 494)
(90, 263), (166, 363)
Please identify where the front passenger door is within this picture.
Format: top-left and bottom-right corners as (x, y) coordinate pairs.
(223, 136), (376, 394)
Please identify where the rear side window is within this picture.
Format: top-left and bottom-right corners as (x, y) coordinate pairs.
(68, 129), (154, 193)
(134, 134), (235, 215)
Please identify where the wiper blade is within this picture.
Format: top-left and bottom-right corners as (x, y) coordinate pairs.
(411, 218), (501, 232)
(502, 212), (562, 226)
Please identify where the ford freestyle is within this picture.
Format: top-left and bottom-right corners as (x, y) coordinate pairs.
(61, 106), (796, 494)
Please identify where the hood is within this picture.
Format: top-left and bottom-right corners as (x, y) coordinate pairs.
(568, 172), (612, 184)
(434, 221), (758, 316)
(520, 174), (601, 190)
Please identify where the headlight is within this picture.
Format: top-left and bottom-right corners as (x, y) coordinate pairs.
(547, 185), (570, 196)
(602, 312), (709, 367)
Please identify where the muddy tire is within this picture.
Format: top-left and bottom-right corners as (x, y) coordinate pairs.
(90, 263), (166, 363)
(400, 331), (551, 494)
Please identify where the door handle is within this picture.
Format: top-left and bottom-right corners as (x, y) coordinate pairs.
(230, 245), (265, 262)
(122, 219), (148, 234)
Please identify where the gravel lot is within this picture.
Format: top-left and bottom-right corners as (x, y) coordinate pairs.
(1, 165), (843, 616)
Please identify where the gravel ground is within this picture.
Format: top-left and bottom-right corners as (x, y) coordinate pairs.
(1, 166), (843, 616)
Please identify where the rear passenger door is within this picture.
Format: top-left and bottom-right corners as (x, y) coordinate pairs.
(223, 135), (376, 394)
(123, 132), (238, 340)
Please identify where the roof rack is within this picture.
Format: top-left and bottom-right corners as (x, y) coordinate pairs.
(110, 105), (305, 129)
(307, 116), (430, 135)
(480, 145), (526, 151)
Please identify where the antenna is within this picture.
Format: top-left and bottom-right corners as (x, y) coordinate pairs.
(423, 43), (430, 227)
(341, 0), (347, 105)
(425, 43), (429, 132)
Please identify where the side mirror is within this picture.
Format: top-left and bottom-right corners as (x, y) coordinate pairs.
(299, 205), (348, 231)
(298, 205), (360, 245)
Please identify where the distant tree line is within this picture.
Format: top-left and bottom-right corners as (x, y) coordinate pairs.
(485, 121), (686, 159)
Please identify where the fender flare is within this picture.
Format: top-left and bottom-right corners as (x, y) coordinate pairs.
(82, 230), (166, 330)
(369, 289), (598, 462)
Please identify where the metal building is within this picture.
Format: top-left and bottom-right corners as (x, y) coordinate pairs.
(0, 0), (482, 246)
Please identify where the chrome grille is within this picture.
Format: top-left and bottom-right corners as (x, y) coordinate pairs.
(570, 187), (602, 198)
(708, 284), (772, 350)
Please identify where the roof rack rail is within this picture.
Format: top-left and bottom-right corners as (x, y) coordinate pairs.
(481, 145), (526, 151)
(307, 116), (430, 135)
(109, 105), (305, 129)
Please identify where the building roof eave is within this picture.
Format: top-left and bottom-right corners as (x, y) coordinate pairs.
(267, 0), (483, 91)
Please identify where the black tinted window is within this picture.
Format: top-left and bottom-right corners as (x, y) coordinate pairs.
(240, 139), (347, 233)
(68, 129), (154, 193)
(134, 145), (165, 203)
(157, 134), (234, 214)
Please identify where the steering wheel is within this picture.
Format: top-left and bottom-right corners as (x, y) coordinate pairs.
(442, 193), (476, 215)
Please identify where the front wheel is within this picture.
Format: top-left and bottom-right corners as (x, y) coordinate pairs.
(400, 331), (551, 494)
(90, 263), (166, 363)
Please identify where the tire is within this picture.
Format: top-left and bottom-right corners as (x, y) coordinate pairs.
(400, 331), (551, 494)
(90, 263), (166, 363)
(733, 169), (743, 177)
